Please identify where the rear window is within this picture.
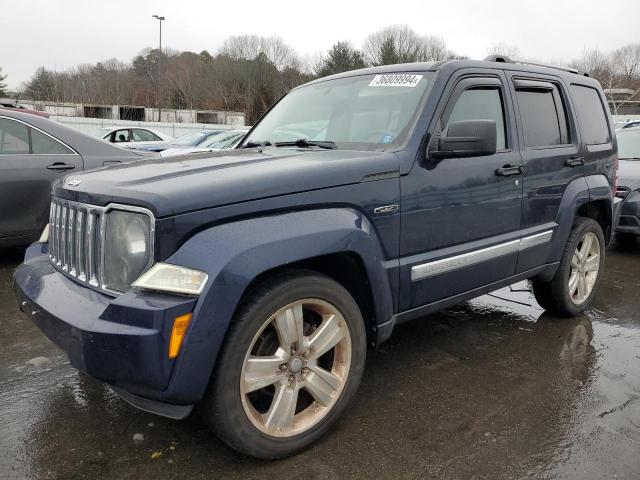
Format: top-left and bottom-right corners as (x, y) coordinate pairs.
(570, 85), (611, 145)
(515, 84), (569, 148)
(133, 129), (162, 142)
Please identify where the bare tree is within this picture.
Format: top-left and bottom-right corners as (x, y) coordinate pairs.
(486, 42), (520, 59)
(0, 67), (8, 97)
(612, 44), (640, 84)
(363, 25), (449, 66)
(571, 47), (640, 114)
(219, 35), (300, 70)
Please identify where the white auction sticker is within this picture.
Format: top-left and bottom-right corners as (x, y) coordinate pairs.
(368, 74), (423, 87)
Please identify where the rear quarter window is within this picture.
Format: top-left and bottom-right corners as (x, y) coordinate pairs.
(569, 85), (611, 145)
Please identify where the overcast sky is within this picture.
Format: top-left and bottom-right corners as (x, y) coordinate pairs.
(1, 0), (638, 89)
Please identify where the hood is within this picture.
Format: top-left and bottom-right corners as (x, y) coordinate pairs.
(618, 159), (640, 192)
(56, 147), (399, 217)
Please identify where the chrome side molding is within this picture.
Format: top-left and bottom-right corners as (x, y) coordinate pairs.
(411, 230), (553, 281)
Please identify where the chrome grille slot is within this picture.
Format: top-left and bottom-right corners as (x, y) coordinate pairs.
(49, 198), (104, 290)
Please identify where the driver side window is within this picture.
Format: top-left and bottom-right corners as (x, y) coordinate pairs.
(445, 88), (507, 150)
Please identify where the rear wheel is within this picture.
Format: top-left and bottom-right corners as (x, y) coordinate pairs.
(532, 217), (605, 316)
(200, 270), (367, 459)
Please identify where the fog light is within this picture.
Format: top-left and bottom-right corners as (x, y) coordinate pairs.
(169, 313), (192, 359)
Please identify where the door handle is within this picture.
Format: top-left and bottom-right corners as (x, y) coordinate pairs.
(565, 157), (585, 167)
(496, 164), (524, 177)
(46, 162), (76, 171)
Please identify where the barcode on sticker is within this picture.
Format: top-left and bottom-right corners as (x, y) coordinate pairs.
(369, 74), (423, 87)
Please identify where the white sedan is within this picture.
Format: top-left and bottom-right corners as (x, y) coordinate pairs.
(93, 126), (173, 146)
(160, 130), (248, 157)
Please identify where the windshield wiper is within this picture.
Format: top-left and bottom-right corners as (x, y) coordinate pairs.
(240, 140), (272, 148)
(274, 139), (337, 150)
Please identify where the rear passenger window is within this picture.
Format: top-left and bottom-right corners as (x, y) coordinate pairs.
(570, 85), (611, 145)
(515, 82), (569, 148)
(31, 129), (74, 154)
(0, 118), (30, 154)
(445, 88), (507, 150)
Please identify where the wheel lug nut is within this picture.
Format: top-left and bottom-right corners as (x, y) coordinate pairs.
(288, 375), (295, 383)
(302, 367), (309, 374)
(279, 363), (287, 371)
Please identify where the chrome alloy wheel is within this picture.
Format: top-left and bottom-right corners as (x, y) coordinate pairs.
(569, 232), (601, 305)
(240, 299), (352, 437)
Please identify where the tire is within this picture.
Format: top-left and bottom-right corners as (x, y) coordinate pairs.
(531, 217), (605, 316)
(200, 269), (367, 459)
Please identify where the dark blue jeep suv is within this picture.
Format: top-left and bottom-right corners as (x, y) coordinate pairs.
(14, 57), (621, 459)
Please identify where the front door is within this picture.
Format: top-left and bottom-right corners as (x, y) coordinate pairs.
(0, 116), (83, 240)
(400, 71), (523, 310)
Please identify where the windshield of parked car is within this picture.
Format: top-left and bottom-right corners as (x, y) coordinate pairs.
(202, 131), (246, 149)
(171, 131), (216, 146)
(241, 72), (434, 150)
(617, 130), (640, 159)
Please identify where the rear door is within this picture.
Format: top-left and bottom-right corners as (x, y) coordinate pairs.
(506, 72), (583, 272)
(0, 116), (82, 239)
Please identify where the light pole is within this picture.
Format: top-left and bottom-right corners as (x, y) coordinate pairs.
(152, 14), (165, 122)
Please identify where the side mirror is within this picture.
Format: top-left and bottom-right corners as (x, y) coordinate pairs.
(431, 120), (497, 160)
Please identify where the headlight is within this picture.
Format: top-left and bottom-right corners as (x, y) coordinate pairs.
(103, 209), (153, 292)
(132, 263), (208, 295)
(39, 223), (50, 243)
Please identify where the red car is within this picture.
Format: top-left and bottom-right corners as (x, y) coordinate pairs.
(0, 104), (50, 118)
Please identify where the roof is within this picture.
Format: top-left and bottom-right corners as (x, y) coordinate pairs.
(301, 58), (599, 90)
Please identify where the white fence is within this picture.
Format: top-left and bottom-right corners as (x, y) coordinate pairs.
(51, 116), (245, 138)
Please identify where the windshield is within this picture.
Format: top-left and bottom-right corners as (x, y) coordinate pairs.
(171, 131), (215, 146)
(617, 130), (640, 159)
(241, 72), (434, 150)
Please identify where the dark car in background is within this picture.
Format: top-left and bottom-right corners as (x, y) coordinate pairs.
(615, 127), (640, 241)
(0, 110), (145, 248)
(132, 129), (223, 153)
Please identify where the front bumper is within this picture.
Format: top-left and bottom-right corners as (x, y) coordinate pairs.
(615, 191), (640, 235)
(14, 243), (197, 416)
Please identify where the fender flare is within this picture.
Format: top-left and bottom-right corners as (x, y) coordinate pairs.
(162, 208), (394, 403)
(549, 174), (613, 264)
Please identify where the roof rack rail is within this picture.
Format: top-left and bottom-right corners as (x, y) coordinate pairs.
(483, 55), (589, 77)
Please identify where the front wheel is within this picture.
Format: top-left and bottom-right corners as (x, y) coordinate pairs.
(200, 270), (367, 459)
(532, 217), (605, 316)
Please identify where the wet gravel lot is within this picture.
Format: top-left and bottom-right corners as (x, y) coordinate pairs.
(1, 241), (639, 480)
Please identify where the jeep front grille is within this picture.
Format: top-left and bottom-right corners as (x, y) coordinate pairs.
(49, 197), (104, 288)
